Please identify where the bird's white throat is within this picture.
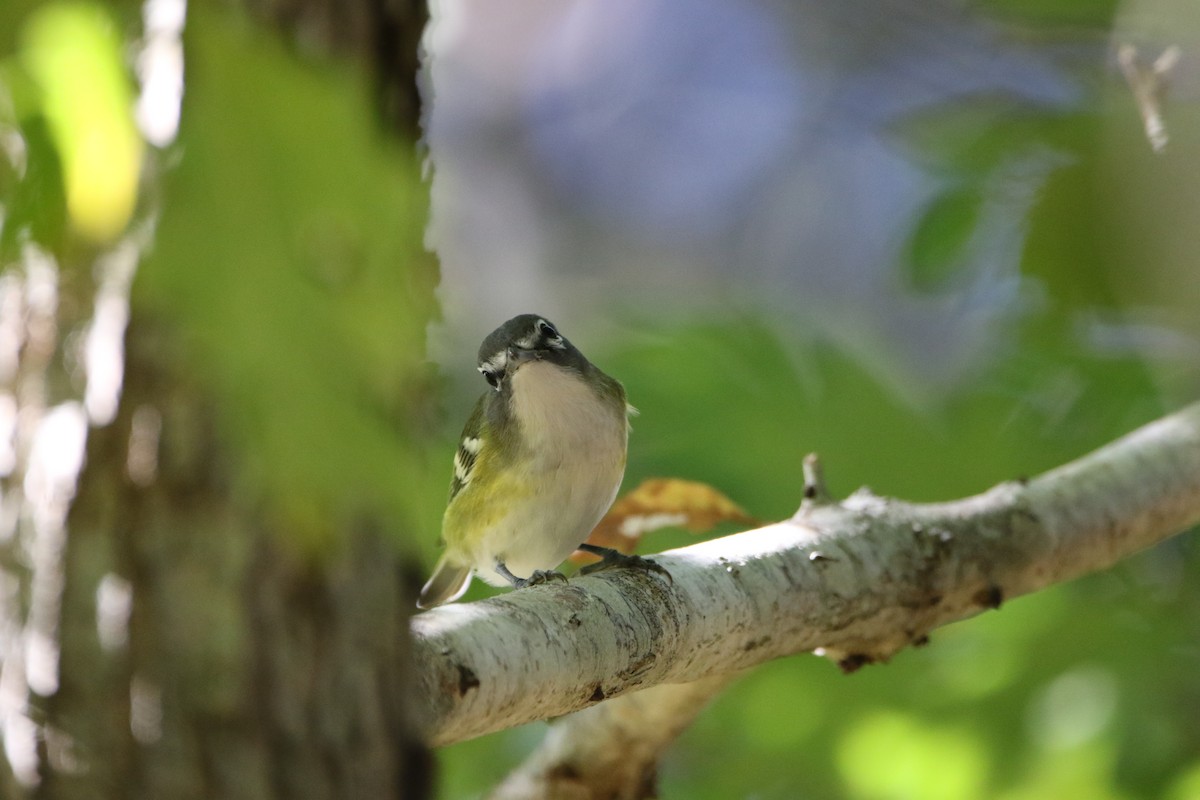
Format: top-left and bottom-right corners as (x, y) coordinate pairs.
(509, 361), (624, 459)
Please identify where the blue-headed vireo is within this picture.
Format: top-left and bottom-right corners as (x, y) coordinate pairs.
(417, 314), (665, 609)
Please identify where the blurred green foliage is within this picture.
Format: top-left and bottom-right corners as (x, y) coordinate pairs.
(19, 1), (142, 243)
(437, 10), (1200, 800)
(0, 0), (138, 256)
(0, 0), (443, 554)
(3, 1), (1199, 798)
(979, 0), (1121, 26)
(445, 305), (1191, 799)
(137, 3), (443, 551)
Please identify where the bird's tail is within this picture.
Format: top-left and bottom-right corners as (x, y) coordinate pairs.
(417, 556), (472, 609)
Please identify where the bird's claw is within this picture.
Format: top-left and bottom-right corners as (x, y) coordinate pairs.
(580, 550), (673, 584)
(521, 569), (568, 588)
(495, 561), (568, 590)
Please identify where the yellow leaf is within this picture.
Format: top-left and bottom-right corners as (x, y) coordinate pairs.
(21, 2), (143, 244)
(576, 478), (758, 560)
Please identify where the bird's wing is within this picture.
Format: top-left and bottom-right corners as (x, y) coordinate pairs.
(448, 394), (487, 503)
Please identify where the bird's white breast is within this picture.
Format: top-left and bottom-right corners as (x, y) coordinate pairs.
(511, 362), (621, 460)
(471, 360), (627, 584)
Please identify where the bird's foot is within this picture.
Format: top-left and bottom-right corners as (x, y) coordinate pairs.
(577, 544), (672, 584)
(522, 569), (568, 588)
(496, 561), (568, 589)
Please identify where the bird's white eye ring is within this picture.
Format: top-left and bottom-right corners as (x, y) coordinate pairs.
(538, 320), (558, 339)
(480, 368), (501, 390)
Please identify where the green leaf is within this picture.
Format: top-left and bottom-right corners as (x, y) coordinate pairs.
(18, 1), (141, 243)
(906, 187), (983, 290)
(0, 114), (67, 258)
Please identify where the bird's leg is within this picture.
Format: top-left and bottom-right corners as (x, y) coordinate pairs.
(495, 560), (567, 589)
(577, 544), (672, 583)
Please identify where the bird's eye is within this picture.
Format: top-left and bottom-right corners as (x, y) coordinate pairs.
(481, 369), (501, 390)
(538, 320), (558, 339)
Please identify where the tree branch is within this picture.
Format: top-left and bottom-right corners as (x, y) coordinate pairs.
(411, 403), (1200, 747)
(488, 672), (742, 799)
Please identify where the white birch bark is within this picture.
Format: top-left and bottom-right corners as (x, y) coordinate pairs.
(411, 402), (1200, 749)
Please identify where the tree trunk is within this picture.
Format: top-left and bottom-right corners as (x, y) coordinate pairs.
(36, 320), (431, 800)
(0, 1), (436, 796)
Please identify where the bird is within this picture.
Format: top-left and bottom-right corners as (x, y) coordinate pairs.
(417, 314), (666, 608)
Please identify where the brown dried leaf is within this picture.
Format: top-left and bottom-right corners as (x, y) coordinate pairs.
(574, 478), (759, 561)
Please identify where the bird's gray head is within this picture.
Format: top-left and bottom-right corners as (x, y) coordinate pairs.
(476, 314), (588, 391)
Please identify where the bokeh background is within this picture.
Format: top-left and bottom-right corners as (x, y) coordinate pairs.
(2, 0), (1200, 797)
(431, 0), (1200, 797)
